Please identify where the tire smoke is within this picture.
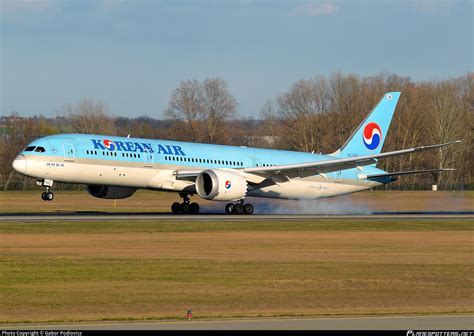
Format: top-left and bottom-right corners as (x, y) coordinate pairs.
(199, 196), (372, 215)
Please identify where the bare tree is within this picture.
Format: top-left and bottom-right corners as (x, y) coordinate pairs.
(64, 99), (116, 135)
(426, 79), (471, 188)
(272, 76), (330, 152)
(202, 78), (237, 143)
(259, 99), (281, 148)
(165, 79), (204, 142)
(165, 78), (237, 144)
(1, 114), (59, 190)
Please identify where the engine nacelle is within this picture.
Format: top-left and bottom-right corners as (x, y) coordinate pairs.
(86, 185), (136, 199)
(195, 169), (247, 201)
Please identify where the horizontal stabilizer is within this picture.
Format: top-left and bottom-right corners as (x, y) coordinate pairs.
(365, 168), (455, 179)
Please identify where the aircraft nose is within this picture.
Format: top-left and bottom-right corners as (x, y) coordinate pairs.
(12, 154), (27, 174)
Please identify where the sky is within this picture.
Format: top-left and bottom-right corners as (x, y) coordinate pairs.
(1, 0), (472, 118)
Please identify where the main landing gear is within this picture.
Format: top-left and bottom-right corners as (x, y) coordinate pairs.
(171, 193), (200, 214)
(225, 201), (254, 215)
(38, 179), (54, 201)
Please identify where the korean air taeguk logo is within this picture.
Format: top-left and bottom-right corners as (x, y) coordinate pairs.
(225, 180), (231, 189)
(362, 122), (382, 150)
(103, 139), (116, 151)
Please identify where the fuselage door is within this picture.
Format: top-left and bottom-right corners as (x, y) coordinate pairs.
(144, 150), (153, 167)
(63, 143), (75, 162)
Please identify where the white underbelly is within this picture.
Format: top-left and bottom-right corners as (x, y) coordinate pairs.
(247, 179), (369, 200)
(28, 160), (192, 190)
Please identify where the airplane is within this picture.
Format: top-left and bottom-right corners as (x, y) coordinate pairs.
(11, 92), (459, 215)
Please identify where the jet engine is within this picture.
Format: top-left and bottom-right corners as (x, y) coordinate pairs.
(195, 169), (247, 201)
(86, 185), (136, 199)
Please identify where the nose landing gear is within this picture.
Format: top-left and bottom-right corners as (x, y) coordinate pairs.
(41, 190), (54, 201)
(225, 201), (253, 215)
(38, 179), (54, 201)
(171, 193), (200, 214)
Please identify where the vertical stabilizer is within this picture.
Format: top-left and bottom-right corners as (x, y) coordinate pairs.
(333, 92), (401, 157)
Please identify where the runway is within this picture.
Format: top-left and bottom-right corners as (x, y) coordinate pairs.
(0, 211), (473, 221)
(3, 315), (472, 330)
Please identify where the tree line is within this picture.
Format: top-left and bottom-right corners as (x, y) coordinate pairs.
(1, 72), (472, 191)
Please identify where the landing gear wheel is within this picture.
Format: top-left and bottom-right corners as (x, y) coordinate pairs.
(225, 203), (234, 215)
(41, 191), (54, 201)
(172, 194), (199, 215)
(243, 203), (254, 215)
(234, 203), (244, 215)
(171, 202), (182, 214)
(181, 202), (191, 214)
(190, 202), (200, 214)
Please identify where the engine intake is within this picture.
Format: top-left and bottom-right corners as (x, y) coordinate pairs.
(195, 169), (247, 201)
(86, 185), (136, 199)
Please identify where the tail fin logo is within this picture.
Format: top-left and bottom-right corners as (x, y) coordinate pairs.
(362, 122), (382, 150)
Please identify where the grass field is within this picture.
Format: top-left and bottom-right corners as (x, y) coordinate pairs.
(1, 218), (473, 323)
(1, 191), (472, 323)
(0, 190), (472, 213)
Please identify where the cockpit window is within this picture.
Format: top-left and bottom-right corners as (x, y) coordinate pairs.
(34, 146), (46, 153)
(24, 146), (36, 152)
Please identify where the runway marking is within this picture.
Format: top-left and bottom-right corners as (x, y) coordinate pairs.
(1, 212), (473, 222)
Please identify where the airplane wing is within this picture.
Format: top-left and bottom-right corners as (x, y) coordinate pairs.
(364, 168), (455, 179)
(242, 140), (460, 177)
(173, 140), (460, 182)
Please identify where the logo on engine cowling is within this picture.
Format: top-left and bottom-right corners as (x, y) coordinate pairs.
(225, 180), (231, 189)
